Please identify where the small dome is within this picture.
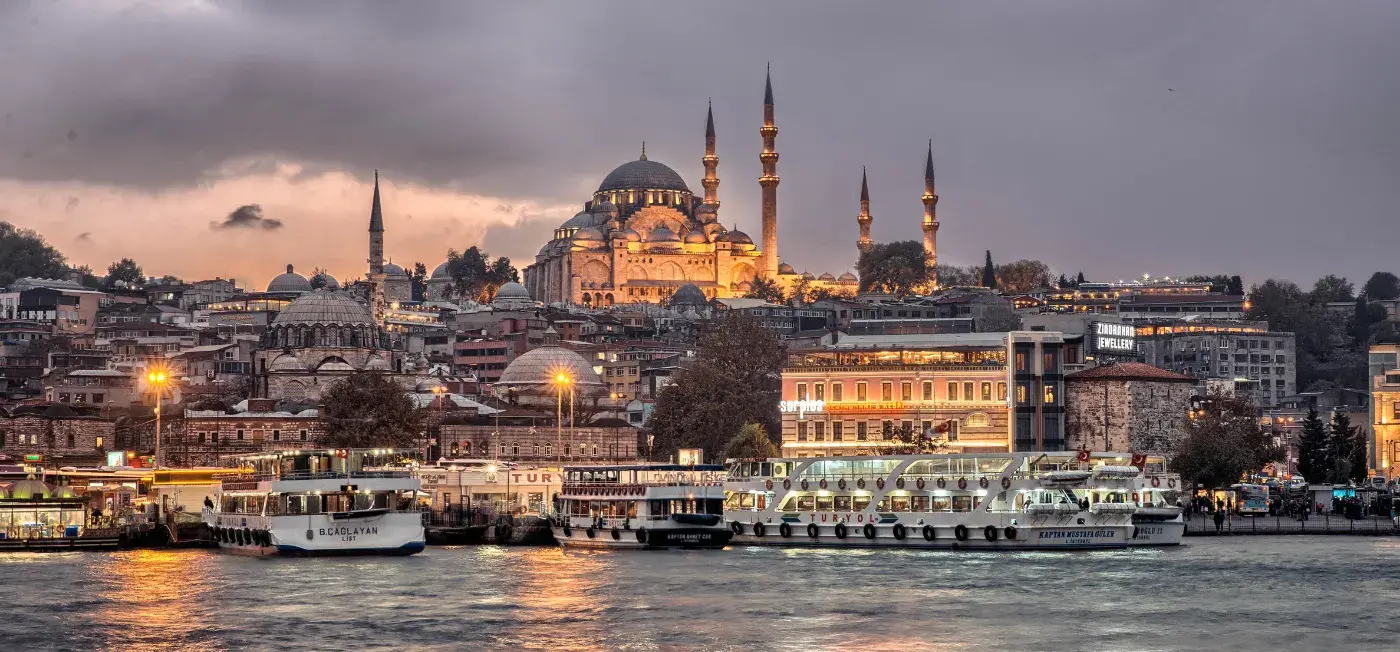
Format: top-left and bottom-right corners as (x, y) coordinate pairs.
(496, 282), (530, 301)
(271, 290), (375, 328)
(598, 158), (691, 193)
(801, 271), (816, 280)
(561, 211), (596, 229)
(838, 272), (858, 283)
(647, 226), (681, 243)
(266, 264), (312, 293)
(571, 226), (605, 242)
(616, 227), (641, 242)
(538, 242), (554, 256)
(268, 353), (306, 372)
(683, 230), (708, 244)
(383, 262), (409, 278)
(592, 200), (619, 217)
(415, 378), (447, 392)
(819, 272), (836, 281)
(670, 283), (707, 307)
(52, 485), (78, 499)
(8, 478), (53, 500)
(778, 263), (795, 275)
(430, 261), (452, 279)
(495, 344), (606, 396)
(310, 271), (340, 289)
(717, 230), (753, 245)
(363, 354), (391, 371)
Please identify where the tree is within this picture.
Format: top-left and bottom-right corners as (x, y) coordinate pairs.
(1075, 271), (1086, 287)
(744, 276), (786, 303)
(787, 276), (812, 305)
(0, 221), (69, 288)
(994, 259), (1053, 294)
(105, 258), (144, 288)
(1363, 272), (1400, 301)
(1171, 393), (1285, 488)
(411, 262), (428, 302)
(308, 267), (330, 290)
(1295, 408), (1331, 484)
(934, 264), (979, 288)
(320, 372), (425, 448)
(444, 246), (517, 302)
(1226, 275), (1244, 296)
(981, 250), (997, 289)
(857, 241), (932, 298)
(808, 285), (855, 302)
(70, 264), (103, 289)
(1246, 279), (1307, 331)
(724, 423), (779, 460)
(647, 312), (784, 461)
(1329, 410), (1367, 484)
(886, 423), (950, 455)
(1309, 275), (1354, 304)
(1056, 274), (1068, 289)
(975, 303), (1021, 332)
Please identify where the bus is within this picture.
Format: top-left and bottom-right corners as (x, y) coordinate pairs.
(1233, 483), (1270, 516)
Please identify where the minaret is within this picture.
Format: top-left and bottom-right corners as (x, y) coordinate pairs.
(702, 100), (720, 208)
(857, 166), (873, 254)
(758, 65), (780, 279)
(367, 170), (387, 323)
(921, 140), (939, 267)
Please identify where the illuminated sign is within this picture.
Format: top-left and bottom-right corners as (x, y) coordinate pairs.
(825, 401), (907, 412)
(1092, 321), (1136, 353)
(779, 399), (825, 418)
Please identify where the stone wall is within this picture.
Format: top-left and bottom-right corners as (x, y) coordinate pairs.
(170, 415), (326, 467)
(1066, 379), (1192, 456)
(439, 423), (640, 463)
(0, 414), (115, 463)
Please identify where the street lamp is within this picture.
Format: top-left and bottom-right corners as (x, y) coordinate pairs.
(146, 368), (168, 468)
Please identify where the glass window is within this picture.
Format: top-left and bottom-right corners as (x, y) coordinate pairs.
(948, 381), (958, 401)
(236, 429), (244, 441)
(901, 382), (912, 401)
(856, 382), (868, 402)
(881, 382), (893, 401)
(797, 422), (808, 441)
(981, 382), (992, 401)
(1043, 383), (1057, 405)
(300, 429), (308, 441)
(882, 421), (893, 440)
(922, 381), (933, 401)
(813, 383), (824, 401)
(963, 382), (974, 402)
(857, 422), (868, 440)
(796, 383), (808, 400)
(1015, 352), (1027, 371)
(997, 382), (1008, 401)
(1016, 384), (1028, 403)
(832, 422), (843, 441)
(1043, 351), (1057, 372)
(814, 422), (825, 441)
(272, 429), (280, 441)
(832, 383), (843, 402)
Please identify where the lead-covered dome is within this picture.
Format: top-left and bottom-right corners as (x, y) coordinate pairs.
(430, 261), (451, 280)
(494, 343), (606, 399)
(384, 262), (409, 279)
(263, 290), (381, 349)
(267, 264), (312, 293)
(598, 158), (690, 193)
(670, 283), (707, 307)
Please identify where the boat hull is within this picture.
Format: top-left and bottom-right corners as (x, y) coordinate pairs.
(1128, 518), (1186, 546)
(728, 519), (1134, 550)
(552, 526), (732, 550)
(206, 510), (426, 557)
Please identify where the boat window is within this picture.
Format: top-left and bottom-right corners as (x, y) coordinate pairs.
(932, 496), (951, 511)
(876, 498), (888, 511)
(834, 495), (852, 512)
(796, 495), (815, 511)
(777, 495), (799, 513)
(911, 495), (930, 512)
(725, 492), (741, 509)
(740, 493), (755, 509)
(891, 496), (910, 512)
(628, 502), (638, 519)
(852, 495), (871, 512)
(756, 494), (768, 510)
(815, 495), (833, 511)
(705, 499), (724, 515)
(952, 496), (973, 512)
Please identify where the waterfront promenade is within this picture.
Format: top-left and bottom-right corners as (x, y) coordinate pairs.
(1183, 512), (1400, 536)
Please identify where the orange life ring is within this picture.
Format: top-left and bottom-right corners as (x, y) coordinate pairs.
(1151, 477), (1161, 488)
(916, 477), (926, 490)
(1000, 477), (1011, 490)
(765, 479), (774, 490)
(978, 477), (990, 489)
(957, 477), (968, 490)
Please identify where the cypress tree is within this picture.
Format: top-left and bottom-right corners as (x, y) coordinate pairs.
(1296, 408), (1330, 484)
(1329, 410), (1366, 484)
(981, 250), (997, 289)
(1076, 271), (1086, 287)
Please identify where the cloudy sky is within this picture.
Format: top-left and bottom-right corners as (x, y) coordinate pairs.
(2, 1), (1398, 291)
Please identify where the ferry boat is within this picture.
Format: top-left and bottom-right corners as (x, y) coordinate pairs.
(201, 449), (425, 557)
(1129, 468), (1186, 546)
(551, 464), (732, 549)
(724, 452), (1176, 550)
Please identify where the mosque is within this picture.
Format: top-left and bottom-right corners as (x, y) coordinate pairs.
(522, 69), (943, 306)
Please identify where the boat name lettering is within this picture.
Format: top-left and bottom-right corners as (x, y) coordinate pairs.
(509, 473), (556, 484)
(645, 471), (725, 484)
(1037, 529), (1116, 539)
(316, 526), (380, 542)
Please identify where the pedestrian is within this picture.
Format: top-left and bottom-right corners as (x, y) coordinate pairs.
(1213, 509), (1225, 533)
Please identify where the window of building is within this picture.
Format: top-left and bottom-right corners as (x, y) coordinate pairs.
(881, 420), (894, 439)
(901, 382), (913, 402)
(1015, 352), (1027, 371)
(881, 382), (893, 402)
(831, 383), (843, 401)
(299, 429), (308, 441)
(236, 429), (245, 441)
(997, 382), (1008, 401)
(1016, 383), (1029, 403)
(901, 420), (913, 434)
(67, 432), (75, 448)
(211, 431), (218, 443)
(96, 436), (102, 448)
(796, 383), (808, 400)
(592, 444), (598, 456)
(197, 432), (206, 444)
(948, 382), (958, 401)
(832, 422), (843, 441)
(1043, 383), (1057, 405)
(797, 422), (808, 441)
(813, 383), (824, 401)
(922, 381), (933, 401)
(1043, 351), (1058, 373)
(1393, 401), (1400, 421)
(272, 429), (281, 442)
(500, 443), (508, 456)
(981, 382), (992, 401)
(963, 382), (974, 403)
(856, 422), (868, 440)
(814, 422), (825, 441)
(58, 393), (69, 403)
(92, 393), (104, 404)
(545, 443), (552, 457)
(856, 382), (868, 402)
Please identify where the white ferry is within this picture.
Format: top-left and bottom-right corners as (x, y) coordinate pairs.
(724, 452), (1176, 550)
(1129, 468), (1186, 546)
(551, 464), (732, 549)
(202, 449), (426, 557)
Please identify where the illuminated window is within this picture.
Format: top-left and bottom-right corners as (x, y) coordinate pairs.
(981, 382), (992, 402)
(947, 382), (958, 401)
(922, 381), (933, 401)
(997, 382), (1008, 401)
(832, 383), (843, 401)
(901, 382), (913, 401)
(856, 382), (868, 402)
(881, 382), (893, 401)
(813, 383), (824, 401)
(1016, 384), (1028, 403)
(1015, 352), (1027, 371)
(1043, 384), (1057, 405)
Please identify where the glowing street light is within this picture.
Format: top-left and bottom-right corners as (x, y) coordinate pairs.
(553, 372), (573, 463)
(146, 367), (169, 468)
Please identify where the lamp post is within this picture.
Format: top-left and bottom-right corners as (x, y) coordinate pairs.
(554, 373), (572, 463)
(146, 369), (168, 468)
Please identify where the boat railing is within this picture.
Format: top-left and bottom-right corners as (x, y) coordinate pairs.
(222, 469), (413, 484)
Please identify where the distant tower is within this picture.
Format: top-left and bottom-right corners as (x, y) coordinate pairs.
(921, 140), (939, 267)
(759, 64), (780, 279)
(702, 100), (720, 209)
(367, 170), (386, 324)
(857, 166), (873, 254)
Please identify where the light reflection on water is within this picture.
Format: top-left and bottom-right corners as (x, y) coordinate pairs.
(1, 538), (1399, 651)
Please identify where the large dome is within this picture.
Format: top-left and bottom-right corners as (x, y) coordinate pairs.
(496, 282), (530, 301)
(272, 290), (375, 328)
(383, 262), (410, 278)
(494, 344), (606, 397)
(267, 264), (312, 293)
(670, 283), (707, 307)
(430, 261), (451, 280)
(598, 158), (690, 193)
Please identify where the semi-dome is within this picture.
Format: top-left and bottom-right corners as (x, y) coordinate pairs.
(363, 353), (391, 371)
(616, 227), (641, 242)
(647, 225), (681, 243)
(268, 353), (307, 372)
(272, 290), (375, 328)
(683, 230), (708, 244)
(561, 211), (596, 229)
(717, 230), (753, 245)
(267, 264), (312, 293)
(670, 283), (707, 307)
(819, 272), (836, 281)
(571, 226), (605, 242)
(310, 271), (340, 290)
(494, 343), (606, 398)
(778, 263), (795, 275)
(598, 158), (690, 193)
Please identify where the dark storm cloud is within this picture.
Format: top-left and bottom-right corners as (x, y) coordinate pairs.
(2, 1), (1399, 282)
(214, 204), (282, 230)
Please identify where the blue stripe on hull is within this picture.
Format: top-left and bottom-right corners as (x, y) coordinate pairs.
(274, 541), (426, 557)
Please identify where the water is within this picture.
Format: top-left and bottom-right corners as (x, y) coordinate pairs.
(2, 537), (1399, 651)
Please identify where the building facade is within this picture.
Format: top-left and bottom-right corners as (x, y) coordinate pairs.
(1064, 362), (1194, 456)
(176, 398), (325, 467)
(1369, 344), (1400, 479)
(0, 404), (115, 466)
(1135, 321), (1296, 407)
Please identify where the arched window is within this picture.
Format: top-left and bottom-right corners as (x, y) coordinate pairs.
(545, 443), (552, 457)
(512, 442), (519, 456)
(532, 442), (540, 457)
(579, 442), (586, 456)
(462, 441), (471, 455)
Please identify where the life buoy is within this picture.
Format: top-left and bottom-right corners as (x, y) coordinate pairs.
(892, 523), (907, 540)
(863, 523), (876, 540)
(957, 478), (968, 490)
(916, 477), (926, 490)
(896, 477), (905, 489)
(876, 478), (885, 490)
(835, 523), (848, 539)
(780, 522), (792, 538)
(838, 478), (848, 491)
(984, 525), (999, 542)
(979, 477), (990, 489)
(261, 531), (271, 547)
(586, 528), (596, 539)
(819, 478), (828, 490)
(807, 523), (819, 539)
(731, 521), (744, 535)
(937, 477), (947, 489)
(857, 478), (866, 490)
(765, 479), (774, 490)
(783, 478), (791, 490)
(800, 479), (810, 490)
(754, 522), (766, 537)
(1000, 477), (1011, 490)
(1005, 526), (1018, 540)
(1151, 477), (1161, 488)
(636, 528), (648, 543)
(1167, 479), (1176, 489)
(922, 525), (935, 541)
(611, 527), (620, 541)
(243, 528), (252, 546)
(954, 524), (969, 541)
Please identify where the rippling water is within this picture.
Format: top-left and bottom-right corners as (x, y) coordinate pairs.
(3, 538), (1399, 651)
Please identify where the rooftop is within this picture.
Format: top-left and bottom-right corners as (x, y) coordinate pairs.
(1066, 362), (1194, 383)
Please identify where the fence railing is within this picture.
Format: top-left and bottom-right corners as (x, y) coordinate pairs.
(1184, 513), (1400, 536)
